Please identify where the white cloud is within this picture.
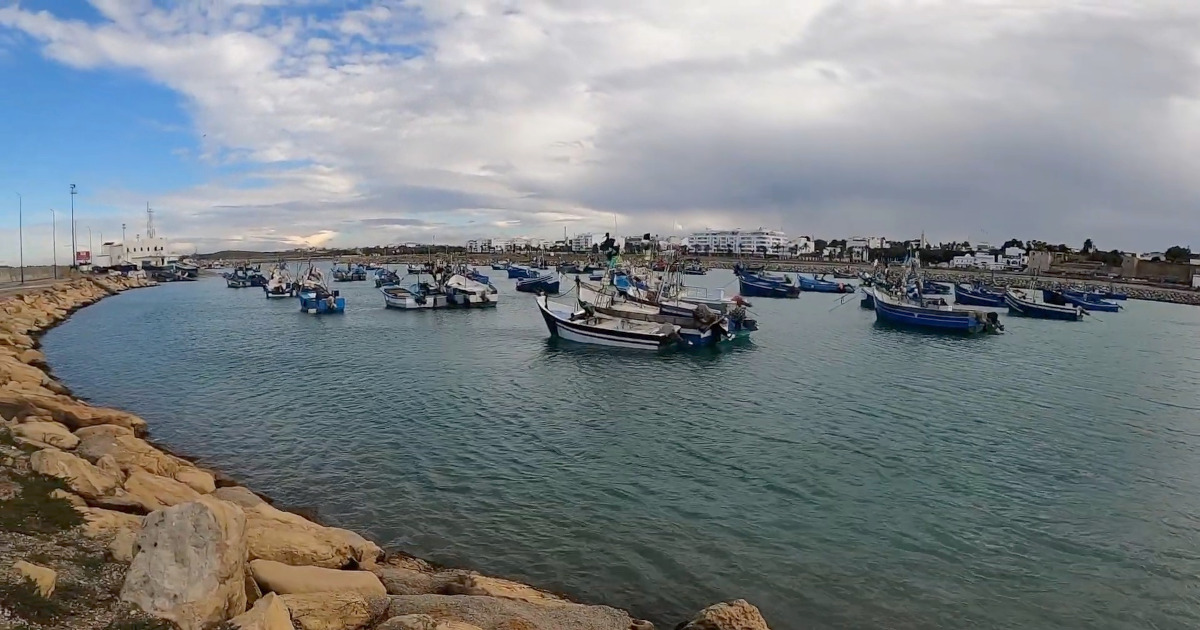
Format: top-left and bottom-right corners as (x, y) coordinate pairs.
(1, 0), (1199, 259)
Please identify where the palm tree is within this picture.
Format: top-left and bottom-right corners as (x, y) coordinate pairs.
(1082, 238), (1094, 254)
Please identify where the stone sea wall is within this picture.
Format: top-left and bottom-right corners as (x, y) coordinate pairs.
(0, 277), (773, 630)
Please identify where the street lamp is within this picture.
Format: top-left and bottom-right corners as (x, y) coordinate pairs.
(70, 184), (77, 268)
(49, 208), (57, 279)
(14, 192), (22, 284)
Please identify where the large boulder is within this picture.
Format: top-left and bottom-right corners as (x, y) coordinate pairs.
(385, 594), (641, 630)
(76, 433), (214, 493)
(250, 559), (386, 598)
(214, 486), (266, 508)
(280, 591), (388, 630)
(676, 600), (771, 630)
(13, 420), (79, 449)
(243, 502), (382, 569)
(0, 390), (147, 434)
(120, 497), (249, 630)
(29, 448), (122, 499)
(229, 592), (292, 630)
(74, 424), (135, 440)
(121, 470), (203, 512)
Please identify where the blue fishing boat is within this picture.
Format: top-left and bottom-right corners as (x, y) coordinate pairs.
(559, 263), (582, 274)
(737, 273), (800, 298)
(1096, 288), (1127, 300)
(797, 274), (854, 294)
(375, 269), (400, 288)
(516, 274), (560, 293)
(349, 265), (368, 281)
(466, 269), (490, 284)
(953, 283), (1006, 307)
(577, 283), (751, 346)
(922, 282), (951, 295)
(874, 285), (1002, 333)
(1006, 289), (1082, 320)
(490, 261), (510, 271)
(1058, 289), (1121, 313)
(296, 266), (345, 314)
(507, 265), (539, 279)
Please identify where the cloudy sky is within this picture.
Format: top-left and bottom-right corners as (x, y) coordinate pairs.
(1, 0), (1197, 264)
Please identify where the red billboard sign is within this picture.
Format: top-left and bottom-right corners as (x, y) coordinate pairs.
(75, 250), (91, 265)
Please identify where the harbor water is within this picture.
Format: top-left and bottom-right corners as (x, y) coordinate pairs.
(41, 269), (1200, 629)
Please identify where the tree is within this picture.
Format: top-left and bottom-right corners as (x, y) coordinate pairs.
(591, 243), (599, 254)
(1002, 238), (1024, 250)
(814, 239), (828, 252)
(1165, 246), (1192, 263)
(1082, 238), (1095, 254)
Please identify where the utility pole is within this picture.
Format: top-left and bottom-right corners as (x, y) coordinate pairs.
(49, 208), (57, 279)
(14, 192), (22, 284)
(70, 184), (77, 268)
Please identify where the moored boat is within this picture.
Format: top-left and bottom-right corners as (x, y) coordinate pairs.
(797, 274), (855, 294)
(297, 266), (345, 314)
(490, 261), (510, 271)
(536, 294), (683, 350)
(1006, 289), (1083, 320)
(736, 273), (800, 299)
(375, 269), (400, 288)
(444, 274), (499, 308)
(507, 265), (539, 279)
(263, 264), (295, 298)
(874, 286), (1002, 333)
(1059, 289), (1121, 312)
(381, 281), (449, 309)
(953, 283), (1006, 307)
(516, 274), (560, 294)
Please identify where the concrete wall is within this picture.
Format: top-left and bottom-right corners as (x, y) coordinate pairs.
(0, 266), (79, 284)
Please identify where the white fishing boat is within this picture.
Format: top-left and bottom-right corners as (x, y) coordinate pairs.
(263, 264), (295, 298)
(536, 294), (681, 349)
(443, 274), (499, 307)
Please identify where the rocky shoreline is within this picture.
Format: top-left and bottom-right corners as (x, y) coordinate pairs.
(0, 278), (773, 630)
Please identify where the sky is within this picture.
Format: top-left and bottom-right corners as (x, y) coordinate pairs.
(1, 0), (1198, 264)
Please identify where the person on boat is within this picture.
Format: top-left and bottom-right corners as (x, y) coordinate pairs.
(600, 233), (619, 262)
(728, 296), (749, 323)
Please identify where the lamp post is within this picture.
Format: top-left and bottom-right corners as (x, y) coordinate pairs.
(14, 192), (22, 284)
(49, 208), (57, 279)
(70, 184), (77, 268)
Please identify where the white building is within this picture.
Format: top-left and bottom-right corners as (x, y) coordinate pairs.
(686, 228), (788, 255)
(788, 236), (815, 256)
(92, 207), (177, 269)
(950, 252), (1007, 270)
(569, 233), (597, 252)
(466, 239), (491, 253)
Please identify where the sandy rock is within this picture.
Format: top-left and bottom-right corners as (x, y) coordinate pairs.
(30, 448), (122, 499)
(250, 559), (386, 598)
(49, 488), (87, 510)
(330, 527), (384, 569)
(281, 591), (389, 630)
(120, 497), (249, 630)
(82, 507), (144, 539)
(375, 566), (445, 596)
(677, 600), (771, 630)
(214, 486), (267, 508)
(0, 390), (147, 434)
(96, 454), (128, 482)
(12, 561), (57, 597)
(77, 434), (182, 477)
(13, 420), (79, 449)
(245, 570), (263, 607)
(467, 575), (568, 605)
(378, 615), (484, 630)
(0, 355), (51, 389)
(230, 592), (291, 630)
(122, 470), (202, 512)
(386, 594), (640, 630)
(243, 502), (379, 569)
(109, 526), (139, 562)
(16, 349), (47, 367)
(175, 467), (217, 494)
(75, 424), (135, 440)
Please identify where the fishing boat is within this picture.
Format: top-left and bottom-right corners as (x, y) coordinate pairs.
(797, 274), (855, 294)
(408, 263), (433, 275)
(559, 263), (582, 274)
(536, 294), (683, 350)
(1095, 288), (1128, 301)
(582, 263), (605, 274)
(296, 266), (345, 314)
(922, 282), (951, 295)
(332, 264), (354, 282)
(490, 261), (510, 271)
(1057, 289), (1121, 313)
(248, 266), (267, 287)
(381, 280), (450, 309)
(736, 271), (800, 299)
(516, 274), (560, 294)
(953, 283), (1006, 307)
(507, 265), (540, 279)
(589, 270), (605, 281)
(444, 274), (499, 307)
(226, 275), (251, 288)
(263, 264), (295, 298)
(831, 269), (859, 279)
(860, 286), (876, 309)
(1006, 289), (1083, 320)
(682, 262), (707, 275)
(349, 265), (368, 281)
(579, 282), (753, 344)
(874, 285), (1002, 333)
(375, 269), (400, 288)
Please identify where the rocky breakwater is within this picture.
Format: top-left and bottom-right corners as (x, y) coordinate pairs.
(0, 279), (776, 630)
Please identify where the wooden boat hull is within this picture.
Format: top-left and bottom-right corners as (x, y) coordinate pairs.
(537, 297), (677, 350)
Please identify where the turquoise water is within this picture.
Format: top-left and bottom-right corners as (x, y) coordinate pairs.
(40, 269), (1200, 629)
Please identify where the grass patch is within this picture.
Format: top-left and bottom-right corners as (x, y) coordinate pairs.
(0, 577), (66, 625)
(0, 471), (85, 535)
